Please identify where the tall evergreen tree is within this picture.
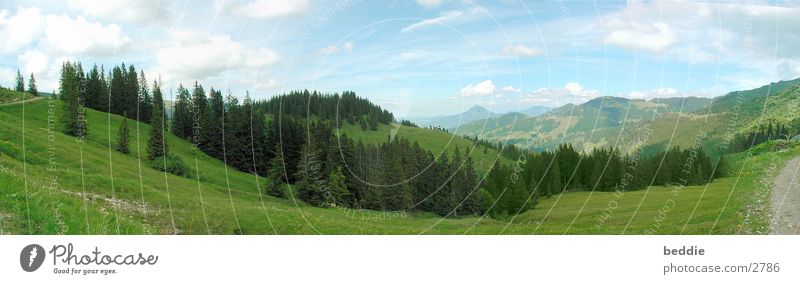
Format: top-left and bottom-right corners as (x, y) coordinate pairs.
(138, 70), (152, 123)
(85, 65), (103, 110)
(109, 66), (126, 115)
(190, 82), (207, 147)
(15, 70), (24, 92)
(171, 85), (192, 139)
(326, 166), (350, 207)
(117, 114), (130, 154)
(125, 65), (139, 119)
(27, 73), (37, 96)
(148, 80), (168, 160)
(59, 62), (87, 138)
(266, 145), (288, 198)
(199, 89), (224, 159)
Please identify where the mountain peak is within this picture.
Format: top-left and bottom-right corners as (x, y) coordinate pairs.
(466, 105), (491, 113)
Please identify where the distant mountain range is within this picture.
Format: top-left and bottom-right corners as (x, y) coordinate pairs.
(406, 105), (552, 129)
(451, 77), (800, 154)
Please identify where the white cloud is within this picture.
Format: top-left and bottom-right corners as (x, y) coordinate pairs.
(401, 7), (483, 33)
(44, 14), (130, 56)
(501, 44), (543, 57)
(0, 68), (15, 88)
(316, 41), (355, 55)
(458, 80), (496, 97)
(68, 0), (171, 24)
(603, 21), (676, 53)
(627, 87), (678, 100)
(342, 42), (355, 52)
(521, 82), (600, 106)
(501, 85), (521, 93)
(456, 80), (522, 98)
(1, 7), (129, 57)
(17, 50), (48, 75)
(154, 30), (280, 82)
(215, 0), (309, 19)
(416, 0), (446, 9)
(244, 78), (283, 91)
(0, 7), (45, 53)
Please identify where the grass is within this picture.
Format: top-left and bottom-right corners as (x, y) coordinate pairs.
(0, 88), (34, 104)
(338, 122), (509, 173)
(0, 91), (795, 235)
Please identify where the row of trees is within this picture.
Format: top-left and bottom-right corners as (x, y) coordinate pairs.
(481, 143), (724, 216)
(10, 70), (38, 96)
(253, 90), (393, 130)
(56, 60), (725, 219)
(59, 62), (172, 174)
(729, 121), (796, 153)
(71, 63), (154, 123)
(266, 119), (484, 215)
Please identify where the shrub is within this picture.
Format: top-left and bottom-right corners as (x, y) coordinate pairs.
(266, 181), (285, 198)
(150, 154), (190, 178)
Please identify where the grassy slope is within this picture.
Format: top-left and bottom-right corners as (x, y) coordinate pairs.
(337, 122), (508, 173)
(0, 88), (34, 104)
(453, 96), (705, 152)
(0, 93), (793, 234)
(453, 81), (799, 154)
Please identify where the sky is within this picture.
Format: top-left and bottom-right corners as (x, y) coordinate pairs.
(1, 0), (799, 117)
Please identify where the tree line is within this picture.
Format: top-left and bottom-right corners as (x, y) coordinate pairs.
(482, 144), (725, 216)
(5, 70), (39, 96)
(729, 121), (796, 153)
(253, 90), (394, 131)
(55, 61), (726, 218)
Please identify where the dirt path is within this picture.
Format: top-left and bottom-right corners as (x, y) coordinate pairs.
(770, 156), (800, 234)
(0, 96), (42, 107)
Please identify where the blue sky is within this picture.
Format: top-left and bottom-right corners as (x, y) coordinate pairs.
(1, 0), (799, 116)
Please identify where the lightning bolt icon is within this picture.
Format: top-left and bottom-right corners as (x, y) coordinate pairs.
(29, 246), (38, 268)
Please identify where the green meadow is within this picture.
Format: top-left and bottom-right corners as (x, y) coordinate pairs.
(0, 94), (794, 234)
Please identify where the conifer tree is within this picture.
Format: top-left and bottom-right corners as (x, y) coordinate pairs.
(148, 80), (168, 160)
(296, 144), (325, 206)
(125, 65), (139, 119)
(138, 70), (152, 123)
(109, 66), (126, 115)
(171, 85), (192, 138)
(266, 147), (288, 198)
(117, 114), (130, 154)
(199, 89), (224, 159)
(59, 62), (87, 137)
(86, 65), (103, 110)
(326, 166), (350, 207)
(27, 73), (37, 96)
(190, 82), (207, 147)
(15, 70), (24, 92)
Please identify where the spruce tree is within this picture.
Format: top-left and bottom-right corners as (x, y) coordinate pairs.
(296, 144), (325, 206)
(15, 70), (24, 92)
(138, 70), (152, 123)
(109, 66), (125, 115)
(199, 89), (224, 159)
(148, 81), (168, 160)
(27, 73), (37, 96)
(171, 85), (192, 138)
(126, 65), (139, 119)
(59, 62), (86, 137)
(117, 114), (130, 154)
(86, 65), (102, 110)
(326, 166), (350, 207)
(266, 147), (288, 198)
(190, 82), (207, 147)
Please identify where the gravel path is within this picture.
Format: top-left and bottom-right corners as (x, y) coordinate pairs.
(770, 156), (800, 234)
(0, 96), (42, 106)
